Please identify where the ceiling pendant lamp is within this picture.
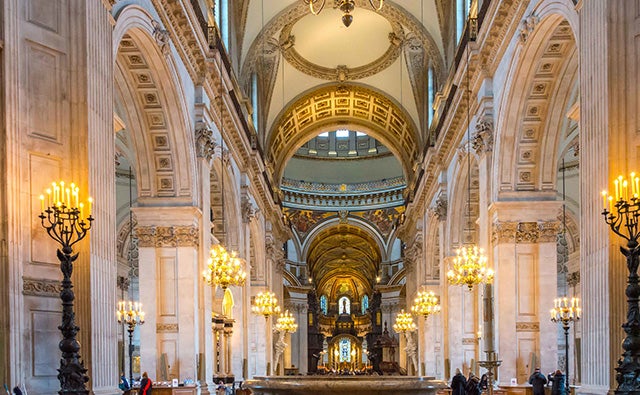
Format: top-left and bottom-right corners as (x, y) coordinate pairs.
(302, 0), (384, 27)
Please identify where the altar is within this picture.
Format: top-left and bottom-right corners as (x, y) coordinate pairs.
(245, 375), (447, 395)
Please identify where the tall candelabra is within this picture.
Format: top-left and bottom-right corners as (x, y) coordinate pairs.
(273, 310), (297, 374)
(38, 182), (93, 395)
(251, 291), (281, 375)
(393, 310), (418, 375)
(550, 297), (580, 393)
(602, 173), (640, 394)
(117, 301), (145, 386)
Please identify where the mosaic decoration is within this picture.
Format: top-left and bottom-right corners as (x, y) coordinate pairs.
(283, 206), (404, 241)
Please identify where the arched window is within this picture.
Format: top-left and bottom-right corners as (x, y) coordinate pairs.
(215, 0), (229, 50)
(361, 295), (369, 315)
(339, 338), (351, 362)
(338, 296), (350, 314)
(456, 0), (469, 43)
(320, 295), (328, 315)
(427, 66), (435, 127)
(251, 72), (259, 130)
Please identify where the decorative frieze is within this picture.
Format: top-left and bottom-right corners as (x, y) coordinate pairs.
(156, 323), (179, 333)
(22, 277), (61, 297)
(135, 225), (200, 247)
(567, 271), (580, 287)
(492, 221), (561, 244)
(516, 322), (540, 332)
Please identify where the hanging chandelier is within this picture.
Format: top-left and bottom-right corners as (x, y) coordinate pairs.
(447, 246), (494, 291)
(202, 92), (247, 293)
(411, 290), (441, 318)
(251, 291), (281, 318)
(202, 244), (247, 289)
(303, 0), (384, 27)
(275, 310), (298, 333)
(393, 310), (417, 333)
(446, 25), (493, 292)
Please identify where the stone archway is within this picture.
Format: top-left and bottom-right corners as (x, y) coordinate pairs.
(267, 83), (421, 186)
(495, 15), (578, 195)
(113, 6), (195, 201)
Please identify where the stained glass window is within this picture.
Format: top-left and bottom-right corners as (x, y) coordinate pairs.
(320, 295), (328, 315)
(339, 338), (351, 362)
(361, 295), (369, 315)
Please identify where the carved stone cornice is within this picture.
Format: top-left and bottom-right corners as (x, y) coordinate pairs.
(516, 222), (539, 243)
(156, 323), (179, 333)
(516, 322), (540, 332)
(492, 221), (518, 243)
(472, 118), (494, 154)
(492, 220), (561, 244)
(539, 221), (562, 242)
(195, 126), (216, 161)
(135, 225), (200, 247)
(23, 277), (61, 297)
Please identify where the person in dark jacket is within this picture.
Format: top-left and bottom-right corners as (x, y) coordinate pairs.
(451, 369), (468, 395)
(479, 373), (489, 392)
(528, 368), (548, 395)
(548, 370), (566, 395)
(139, 371), (152, 395)
(466, 372), (481, 395)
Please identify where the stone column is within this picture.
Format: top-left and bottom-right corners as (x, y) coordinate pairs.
(286, 297), (309, 373)
(195, 125), (216, 392)
(135, 207), (202, 383)
(579, 1), (632, 394)
(489, 201), (561, 384)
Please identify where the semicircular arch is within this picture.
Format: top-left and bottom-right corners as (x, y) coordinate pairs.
(113, 5), (195, 201)
(494, 10), (578, 196)
(267, 83), (421, 186)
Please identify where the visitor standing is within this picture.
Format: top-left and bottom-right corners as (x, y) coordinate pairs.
(528, 368), (548, 395)
(139, 371), (152, 395)
(548, 370), (566, 395)
(451, 369), (467, 395)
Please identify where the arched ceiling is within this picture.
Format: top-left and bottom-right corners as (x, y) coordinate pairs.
(267, 83), (420, 185)
(307, 224), (381, 300)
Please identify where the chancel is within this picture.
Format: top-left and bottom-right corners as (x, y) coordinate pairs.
(0, 1), (636, 395)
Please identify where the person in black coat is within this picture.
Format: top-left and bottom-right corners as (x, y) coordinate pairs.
(528, 368), (548, 395)
(139, 371), (152, 395)
(466, 373), (481, 395)
(548, 370), (566, 395)
(451, 369), (468, 395)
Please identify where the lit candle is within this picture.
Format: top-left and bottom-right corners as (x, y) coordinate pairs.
(60, 181), (65, 204)
(39, 195), (45, 213)
(550, 309), (555, 320)
(87, 197), (93, 216)
(635, 177), (639, 199)
(602, 191), (608, 211)
(66, 188), (71, 207)
(54, 184), (59, 205)
(609, 196), (614, 213)
(615, 178), (620, 201)
(79, 203), (84, 220)
(46, 188), (52, 208)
